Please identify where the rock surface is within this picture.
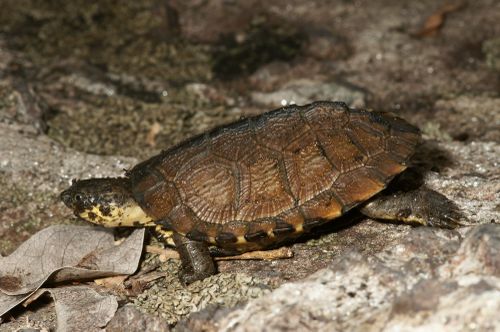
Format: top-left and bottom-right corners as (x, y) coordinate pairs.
(107, 305), (171, 332)
(208, 225), (500, 331)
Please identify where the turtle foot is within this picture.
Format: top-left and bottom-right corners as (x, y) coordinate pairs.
(361, 188), (466, 229)
(173, 233), (216, 285)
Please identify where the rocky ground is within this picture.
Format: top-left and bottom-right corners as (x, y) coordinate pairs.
(0, 0), (499, 331)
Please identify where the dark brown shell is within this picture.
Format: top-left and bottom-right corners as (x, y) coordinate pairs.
(128, 101), (420, 251)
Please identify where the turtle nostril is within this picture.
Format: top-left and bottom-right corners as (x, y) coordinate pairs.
(60, 191), (72, 205)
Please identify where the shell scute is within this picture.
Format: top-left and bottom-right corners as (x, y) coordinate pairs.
(253, 108), (309, 151)
(176, 155), (238, 224)
(237, 148), (294, 221)
(283, 135), (339, 204)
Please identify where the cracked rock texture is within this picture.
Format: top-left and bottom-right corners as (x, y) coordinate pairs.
(208, 225), (500, 331)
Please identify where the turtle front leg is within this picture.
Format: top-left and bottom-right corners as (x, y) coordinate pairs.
(360, 188), (465, 229)
(173, 232), (216, 285)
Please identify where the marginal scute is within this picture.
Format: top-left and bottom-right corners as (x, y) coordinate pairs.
(300, 189), (343, 220)
(384, 113), (421, 135)
(273, 220), (296, 235)
(278, 208), (306, 230)
(210, 122), (256, 161)
(244, 230), (268, 242)
(216, 232), (238, 245)
(366, 152), (406, 178)
(387, 136), (418, 160)
(303, 218), (328, 231)
(186, 229), (208, 243)
(332, 168), (385, 206)
(347, 121), (386, 157)
(302, 102), (349, 130)
(254, 109), (309, 151)
(352, 110), (390, 134)
(241, 220), (275, 242)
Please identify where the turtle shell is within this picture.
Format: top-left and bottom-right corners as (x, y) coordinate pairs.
(128, 101), (420, 251)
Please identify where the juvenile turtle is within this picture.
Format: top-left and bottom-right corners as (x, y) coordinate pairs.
(61, 101), (463, 284)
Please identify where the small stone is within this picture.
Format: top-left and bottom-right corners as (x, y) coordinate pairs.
(250, 79), (366, 108)
(106, 305), (170, 332)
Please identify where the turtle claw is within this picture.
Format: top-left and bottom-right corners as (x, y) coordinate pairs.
(420, 197), (465, 229)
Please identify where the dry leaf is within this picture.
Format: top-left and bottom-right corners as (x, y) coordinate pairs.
(215, 247), (293, 261)
(145, 245), (293, 261)
(146, 122), (162, 147)
(94, 275), (128, 290)
(414, 2), (465, 37)
(0, 225), (144, 317)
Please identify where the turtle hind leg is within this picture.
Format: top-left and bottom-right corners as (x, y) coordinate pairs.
(360, 188), (465, 229)
(173, 233), (216, 285)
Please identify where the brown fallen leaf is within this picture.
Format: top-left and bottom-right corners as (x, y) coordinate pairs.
(146, 122), (162, 147)
(94, 275), (129, 291)
(22, 288), (47, 307)
(414, 2), (465, 37)
(0, 225), (144, 317)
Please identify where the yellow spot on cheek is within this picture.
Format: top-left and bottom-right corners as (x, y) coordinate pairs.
(79, 204), (153, 227)
(122, 205), (154, 226)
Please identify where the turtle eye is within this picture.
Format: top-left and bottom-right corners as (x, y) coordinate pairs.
(74, 193), (83, 202)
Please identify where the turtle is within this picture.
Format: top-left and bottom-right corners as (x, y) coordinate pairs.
(60, 101), (463, 284)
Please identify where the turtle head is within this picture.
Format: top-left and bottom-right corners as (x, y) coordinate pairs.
(60, 178), (153, 227)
